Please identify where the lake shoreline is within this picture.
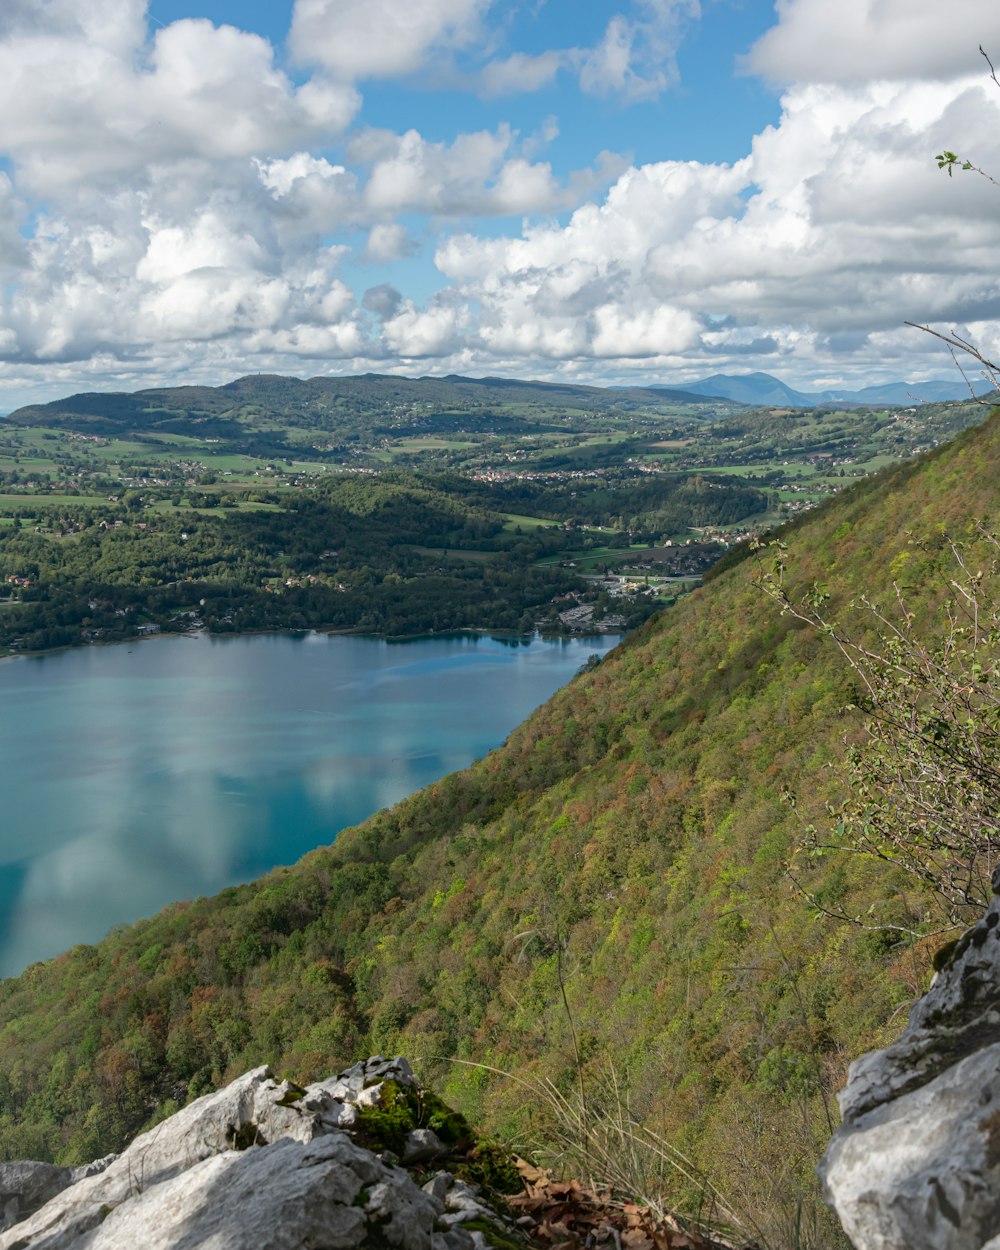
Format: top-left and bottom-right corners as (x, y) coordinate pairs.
(0, 618), (626, 664)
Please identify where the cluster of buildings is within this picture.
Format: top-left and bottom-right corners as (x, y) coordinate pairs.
(555, 602), (628, 632)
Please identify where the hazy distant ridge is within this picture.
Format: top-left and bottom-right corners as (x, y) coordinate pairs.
(680, 370), (991, 407)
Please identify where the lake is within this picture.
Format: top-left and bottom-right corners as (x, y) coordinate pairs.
(0, 631), (618, 976)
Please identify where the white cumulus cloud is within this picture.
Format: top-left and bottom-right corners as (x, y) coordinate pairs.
(479, 51), (567, 97)
(429, 70), (1000, 381)
(0, 16), (358, 197)
(364, 223), (416, 262)
(289, 0), (489, 80)
(746, 0), (1000, 84)
(383, 299), (462, 356)
(355, 124), (622, 217)
(579, 0), (700, 102)
(1, 0), (999, 399)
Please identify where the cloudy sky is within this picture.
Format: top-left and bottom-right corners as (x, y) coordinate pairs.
(1, 0), (999, 408)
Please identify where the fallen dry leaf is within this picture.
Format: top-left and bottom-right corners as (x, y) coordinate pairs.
(506, 1155), (753, 1250)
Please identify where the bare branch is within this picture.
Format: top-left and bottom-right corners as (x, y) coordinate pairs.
(904, 321), (1000, 404)
(981, 44), (1000, 91)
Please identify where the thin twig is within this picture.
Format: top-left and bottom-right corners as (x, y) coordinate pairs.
(903, 322), (1000, 404)
(981, 44), (1000, 91)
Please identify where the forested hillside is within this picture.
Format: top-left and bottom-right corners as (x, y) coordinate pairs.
(7, 373), (713, 442)
(0, 409), (996, 1245)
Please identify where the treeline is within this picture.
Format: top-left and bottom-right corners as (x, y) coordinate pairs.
(435, 469), (767, 537)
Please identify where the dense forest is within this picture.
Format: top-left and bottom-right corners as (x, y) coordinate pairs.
(446, 470), (766, 535)
(0, 401), (994, 1245)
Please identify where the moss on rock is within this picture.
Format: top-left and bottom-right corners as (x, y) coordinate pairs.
(350, 1076), (522, 1201)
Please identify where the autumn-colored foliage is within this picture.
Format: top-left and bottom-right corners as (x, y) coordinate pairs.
(0, 411), (997, 1246)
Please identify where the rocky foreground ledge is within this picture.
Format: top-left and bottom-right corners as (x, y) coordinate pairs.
(0, 1056), (523, 1250)
(821, 875), (1000, 1250)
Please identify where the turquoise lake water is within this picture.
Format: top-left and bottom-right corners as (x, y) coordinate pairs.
(0, 631), (617, 976)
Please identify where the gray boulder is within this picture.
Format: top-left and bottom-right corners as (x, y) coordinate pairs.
(0, 1058), (517, 1250)
(820, 884), (1000, 1250)
(0, 1161), (73, 1232)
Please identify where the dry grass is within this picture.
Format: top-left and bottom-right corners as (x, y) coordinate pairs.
(447, 1058), (758, 1248)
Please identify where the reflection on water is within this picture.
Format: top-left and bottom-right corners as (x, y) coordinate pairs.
(0, 631), (617, 975)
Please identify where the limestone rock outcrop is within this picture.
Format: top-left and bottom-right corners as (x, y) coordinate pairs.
(820, 880), (1000, 1250)
(0, 1056), (522, 1250)
(0, 1161), (74, 1232)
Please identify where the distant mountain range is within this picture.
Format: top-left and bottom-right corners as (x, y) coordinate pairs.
(6, 369), (992, 428)
(678, 370), (993, 407)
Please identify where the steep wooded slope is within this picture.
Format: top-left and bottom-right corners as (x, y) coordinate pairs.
(0, 411), (997, 1244)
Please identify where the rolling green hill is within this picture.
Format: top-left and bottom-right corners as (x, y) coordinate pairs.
(0, 408), (996, 1245)
(6, 373), (719, 442)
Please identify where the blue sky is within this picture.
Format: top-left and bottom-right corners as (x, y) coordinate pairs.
(0, 0), (998, 407)
(146, 0), (782, 167)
